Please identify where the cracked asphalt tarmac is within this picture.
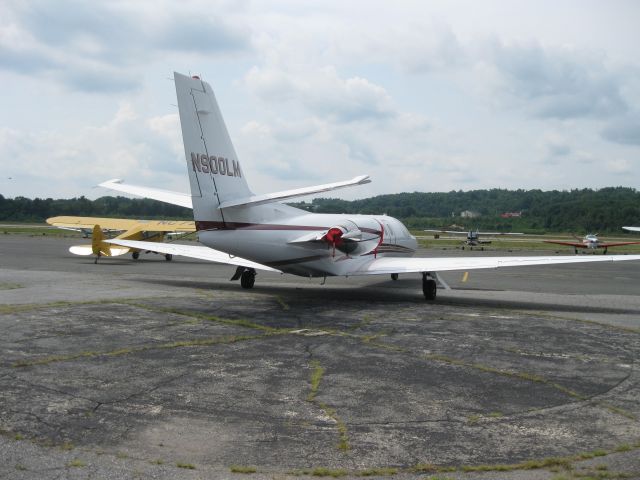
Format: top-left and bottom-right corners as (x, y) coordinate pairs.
(1, 235), (639, 479)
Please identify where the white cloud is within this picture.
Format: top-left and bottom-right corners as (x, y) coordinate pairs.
(245, 65), (396, 122)
(489, 40), (628, 119)
(601, 113), (640, 146)
(1, 1), (640, 200)
(604, 158), (633, 174)
(0, 104), (188, 198)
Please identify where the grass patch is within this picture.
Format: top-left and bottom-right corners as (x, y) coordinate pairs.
(365, 340), (407, 352)
(150, 459), (164, 465)
(467, 414), (480, 424)
(409, 463), (437, 473)
(348, 314), (373, 331)
(230, 465), (257, 473)
(13, 334), (265, 367)
(15, 464), (27, 471)
(358, 467), (398, 476)
(307, 361), (325, 402)
(275, 295), (289, 310)
(318, 402), (350, 451)
(0, 282), (23, 290)
(310, 467), (348, 477)
(614, 444), (632, 452)
(306, 361), (350, 452)
(127, 302), (300, 336)
(176, 462), (196, 469)
(67, 459), (86, 467)
(59, 441), (74, 451)
(595, 402), (637, 420)
(424, 353), (590, 402)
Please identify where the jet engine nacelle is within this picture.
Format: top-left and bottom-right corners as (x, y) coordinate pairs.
(321, 218), (382, 256)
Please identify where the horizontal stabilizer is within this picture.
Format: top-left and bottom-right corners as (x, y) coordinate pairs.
(99, 179), (193, 209)
(218, 175), (371, 209)
(105, 239), (281, 273)
(352, 254), (640, 276)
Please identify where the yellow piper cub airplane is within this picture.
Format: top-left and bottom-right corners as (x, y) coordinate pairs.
(46, 216), (195, 263)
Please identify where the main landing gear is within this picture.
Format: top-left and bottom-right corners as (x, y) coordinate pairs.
(390, 273), (399, 281)
(422, 272), (437, 301)
(231, 267), (257, 289)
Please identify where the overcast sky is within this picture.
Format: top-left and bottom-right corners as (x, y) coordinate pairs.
(1, 0), (639, 200)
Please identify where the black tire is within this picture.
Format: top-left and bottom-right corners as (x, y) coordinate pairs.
(422, 278), (437, 300)
(132, 251), (140, 260)
(165, 254), (173, 261)
(391, 273), (399, 281)
(240, 269), (256, 289)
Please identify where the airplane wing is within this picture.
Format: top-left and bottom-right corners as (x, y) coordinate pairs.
(47, 216), (140, 231)
(597, 241), (640, 248)
(99, 179), (193, 209)
(623, 226), (640, 232)
(105, 239), (281, 273)
(424, 229), (467, 235)
(218, 175), (371, 209)
(543, 240), (586, 248)
(47, 216), (195, 233)
(352, 254), (640, 276)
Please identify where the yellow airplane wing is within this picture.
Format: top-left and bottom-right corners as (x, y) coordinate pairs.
(47, 216), (195, 233)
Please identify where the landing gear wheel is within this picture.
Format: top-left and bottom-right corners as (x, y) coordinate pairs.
(391, 273), (399, 281)
(165, 254), (173, 261)
(422, 273), (437, 301)
(132, 251), (140, 260)
(240, 269), (256, 289)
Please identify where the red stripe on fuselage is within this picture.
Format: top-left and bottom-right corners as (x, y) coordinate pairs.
(195, 220), (382, 236)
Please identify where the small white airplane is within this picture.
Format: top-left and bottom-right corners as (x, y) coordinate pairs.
(544, 233), (640, 255)
(100, 72), (640, 300)
(424, 228), (523, 249)
(623, 226), (640, 233)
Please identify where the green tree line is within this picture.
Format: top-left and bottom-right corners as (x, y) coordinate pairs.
(0, 195), (191, 222)
(1, 187), (639, 233)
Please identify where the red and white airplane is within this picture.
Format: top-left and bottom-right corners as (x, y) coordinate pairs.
(544, 234), (640, 255)
(101, 72), (640, 300)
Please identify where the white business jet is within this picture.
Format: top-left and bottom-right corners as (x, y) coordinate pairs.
(623, 226), (640, 233)
(102, 72), (640, 300)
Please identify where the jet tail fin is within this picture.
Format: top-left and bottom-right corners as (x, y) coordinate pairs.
(174, 72), (253, 225)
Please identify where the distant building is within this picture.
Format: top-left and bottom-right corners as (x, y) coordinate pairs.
(500, 211), (522, 218)
(460, 210), (481, 218)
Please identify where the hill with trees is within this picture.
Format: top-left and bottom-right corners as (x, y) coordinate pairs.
(1, 187), (639, 234)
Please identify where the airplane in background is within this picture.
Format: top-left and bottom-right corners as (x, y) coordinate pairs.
(424, 229), (524, 249)
(623, 226), (640, 233)
(47, 216), (195, 263)
(543, 233), (640, 255)
(94, 72), (640, 300)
